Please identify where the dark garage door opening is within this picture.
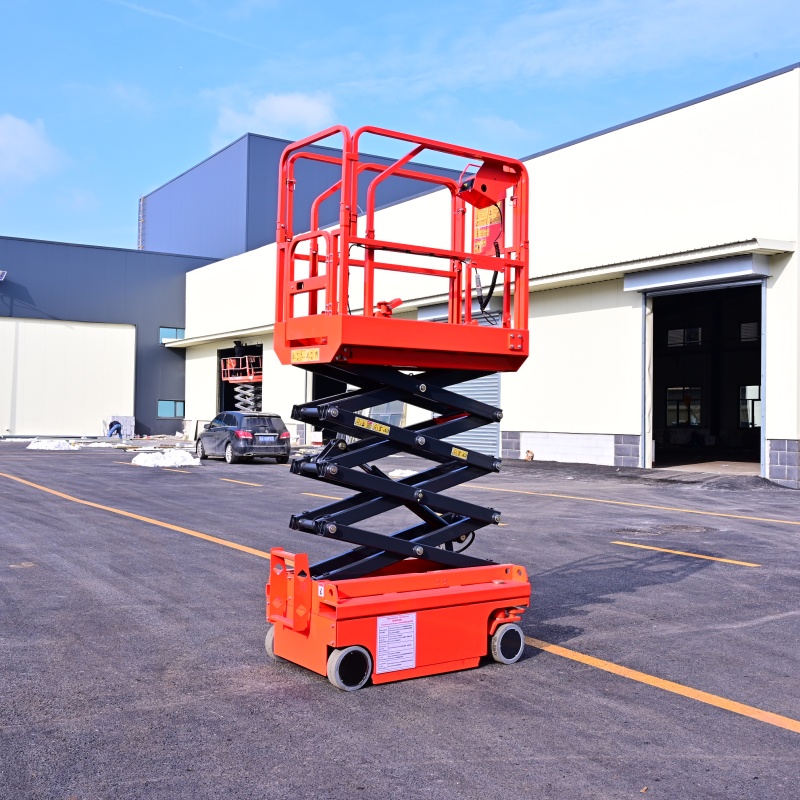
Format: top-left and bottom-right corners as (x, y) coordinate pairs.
(652, 284), (761, 468)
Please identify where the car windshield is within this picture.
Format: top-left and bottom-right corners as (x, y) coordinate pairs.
(241, 416), (283, 432)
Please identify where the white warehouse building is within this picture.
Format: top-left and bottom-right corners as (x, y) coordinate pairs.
(169, 64), (800, 489)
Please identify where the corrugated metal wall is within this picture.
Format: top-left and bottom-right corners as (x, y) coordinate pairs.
(444, 373), (501, 457)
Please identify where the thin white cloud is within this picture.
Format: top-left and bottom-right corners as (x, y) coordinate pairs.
(105, 0), (262, 49)
(213, 91), (336, 146)
(0, 115), (62, 184)
(333, 0), (800, 96)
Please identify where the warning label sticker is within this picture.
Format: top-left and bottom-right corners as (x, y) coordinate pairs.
(376, 613), (417, 674)
(291, 348), (320, 364)
(473, 203), (503, 255)
(354, 416), (390, 435)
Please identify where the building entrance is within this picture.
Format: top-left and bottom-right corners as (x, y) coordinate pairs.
(651, 284), (762, 468)
(218, 342), (263, 412)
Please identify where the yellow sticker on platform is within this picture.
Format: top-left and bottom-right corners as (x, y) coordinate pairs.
(354, 417), (390, 435)
(291, 348), (320, 363)
(451, 447), (469, 460)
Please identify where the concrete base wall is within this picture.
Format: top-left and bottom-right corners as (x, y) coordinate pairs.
(501, 431), (641, 467)
(767, 439), (800, 489)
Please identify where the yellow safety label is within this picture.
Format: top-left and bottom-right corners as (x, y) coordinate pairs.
(354, 417), (390, 435)
(451, 447), (469, 460)
(291, 348), (320, 363)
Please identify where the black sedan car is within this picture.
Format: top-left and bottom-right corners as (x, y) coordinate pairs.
(196, 411), (291, 464)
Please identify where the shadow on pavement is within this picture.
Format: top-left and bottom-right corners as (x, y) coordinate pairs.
(523, 550), (711, 649)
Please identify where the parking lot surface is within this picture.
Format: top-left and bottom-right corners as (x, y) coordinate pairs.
(1, 443), (799, 799)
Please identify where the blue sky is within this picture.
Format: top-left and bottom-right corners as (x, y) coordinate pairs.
(2, 0), (799, 250)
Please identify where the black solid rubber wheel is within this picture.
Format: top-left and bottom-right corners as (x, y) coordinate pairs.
(490, 623), (525, 665)
(196, 440), (208, 460)
(224, 442), (239, 464)
(275, 455), (289, 464)
(326, 646), (372, 691)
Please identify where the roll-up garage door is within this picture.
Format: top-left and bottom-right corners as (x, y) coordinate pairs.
(0, 317), (136, 436)
(444, 372), (501, 457)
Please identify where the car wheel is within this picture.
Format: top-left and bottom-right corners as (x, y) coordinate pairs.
(224, 442), (239, 464)
(196, 440), (208, 460)
(276, 455), (289, 464)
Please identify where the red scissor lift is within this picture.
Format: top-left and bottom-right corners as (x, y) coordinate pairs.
(220, 356), (263, 411)
(266, 125), (531, 689)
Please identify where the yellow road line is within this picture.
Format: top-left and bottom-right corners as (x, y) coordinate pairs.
(163, 468), (193, 474)
(302, 492), (344, 500)
(612, 540), (761, 567)
(469, 484), (800, 527)
(220, 478), (263, 487)
(525, 636), (800, 735)
(0, 472), (272, 560)
(113, 460), (134, 465)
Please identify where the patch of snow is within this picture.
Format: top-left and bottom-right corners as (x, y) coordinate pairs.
(388, 469), (417, 479)
(132, 449), (201, 468)
(26, 439), (81, 451)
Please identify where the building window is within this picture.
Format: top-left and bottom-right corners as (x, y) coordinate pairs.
(159, 327), (185, 344)
(158, 400), (185, 418)
(666, 387), (701, 426)
(740, 322), (758, 343)
(740, 385), (761, 428)
(667, 327), (702, 347)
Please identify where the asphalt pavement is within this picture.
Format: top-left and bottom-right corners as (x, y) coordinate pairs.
(1, 443), (798, 799)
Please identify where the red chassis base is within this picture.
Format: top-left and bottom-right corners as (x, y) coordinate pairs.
(266, 549), (531, 689)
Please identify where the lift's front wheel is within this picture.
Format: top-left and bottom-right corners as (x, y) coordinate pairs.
(264, 625), (285, 662)
(490, 623), (525, 664)
(326, 646), (373, 691)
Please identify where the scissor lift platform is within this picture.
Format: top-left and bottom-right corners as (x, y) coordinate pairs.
(265, 125), (532, 689)
(276, 313), (528, 372)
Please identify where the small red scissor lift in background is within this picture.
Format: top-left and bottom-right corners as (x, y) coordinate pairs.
(220, 355), (263, 412)
(266, 125), (531, 689)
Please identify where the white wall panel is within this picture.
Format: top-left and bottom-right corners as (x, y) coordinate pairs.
(503, 279), (642, 435)
(520, 432), (615, 466)
(764, 254), (800, 439)
(185, 245), (276, 339)
(527, 70), (799, 277)
(0, 318), (135, 436)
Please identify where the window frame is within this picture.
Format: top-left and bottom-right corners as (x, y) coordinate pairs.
(159, 326), (186, 344)
(666, 386), (702, 427)
(157, 399), (186, 418)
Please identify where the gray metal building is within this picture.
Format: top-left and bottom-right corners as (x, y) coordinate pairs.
(0, 235), (216, 436)
(138, 133), (461, 259)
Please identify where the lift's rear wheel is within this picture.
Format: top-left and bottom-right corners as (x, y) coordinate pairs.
(264, 625), (285, 662)
(225, 442), (239, 464)
(276, 455), (289, 464)
(326, 646), (372, 691)
(490, 623), (525, 664)
(196, 440), (207, 460)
